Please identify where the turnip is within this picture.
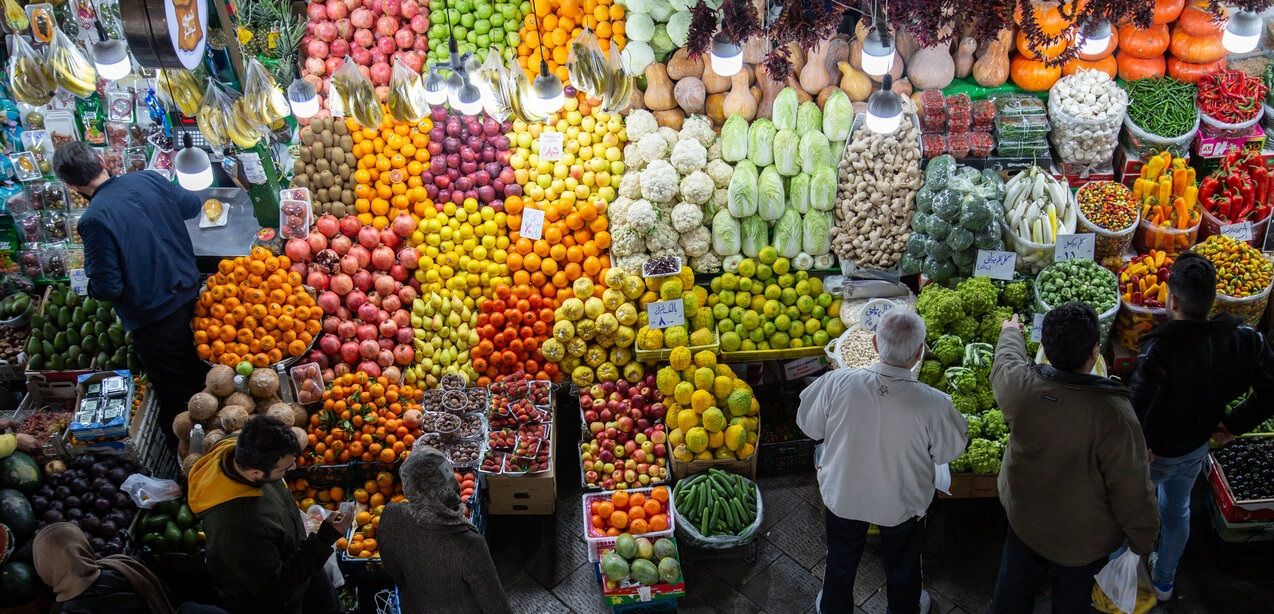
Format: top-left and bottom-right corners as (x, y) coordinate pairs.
(306, 39), (330, 59)
(326, 0), (348, 18)
(350, 7), (374, 28)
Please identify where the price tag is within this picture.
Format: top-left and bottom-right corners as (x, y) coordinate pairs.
(974, 250), (1017, 281)
(519, 207), (545, 240)
(782, 356), (826, 380)
(858, 298), (896, 332)
(238, 152), (267, 184)
(538, 131), (563, 161)
(1221, 221), (1255, 242)
(645, 299), (685, 329)
(70, 269), (89, 296)
(1030, 313), (1045, 343)
(1054, 233), (1095, 262)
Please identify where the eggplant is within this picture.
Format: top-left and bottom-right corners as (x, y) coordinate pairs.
(43, 509), (64, 523)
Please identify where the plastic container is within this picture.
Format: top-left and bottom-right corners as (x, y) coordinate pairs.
(995, 114), (1051, 141)
(1197, 206), (1273, 249)
(993, 94), (1048, 117)
(1199, 107), (1264, 139)
(1134, 216), (1201, 255)
(1000, 190), (1078, 274)
(1034, 267), (1121, 347)
(994, 139), (1051, 158)
(582, 485), (677, 557)
(1211, 281), (1273, 328)
(1121, 112), (1199, 159)
(1075, 181), (1139, 267)
(1115, 299), (1168, 353)
(1263, 103), (1274, 132)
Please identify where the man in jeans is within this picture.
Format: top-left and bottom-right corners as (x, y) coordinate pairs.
(1131, 252), (1274, 602)
(990, 306), (1159, 614)
(798, 309), (968, 614)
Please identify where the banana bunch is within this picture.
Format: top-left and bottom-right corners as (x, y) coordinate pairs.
(332, 70), (382, 129)
(157, 70), (204, 117)
(242, 59), (290, 125)
(567, 31), (607, 100)
(599, 41), (632, 114)
(50, 28), (97, 97)
(196, 104), (228, 149)
(9, 51), (54, 106)
(227, 99), (263, 148)
(387, 67), (428, 123)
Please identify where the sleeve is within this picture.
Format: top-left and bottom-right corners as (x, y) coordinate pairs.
(1223, 332), (1274, 435)
(1096, 408), (1161, 555)
(929, 397), (969, 465)
(796, 374), (830, 441)
(990, 327), (1032, 424)
(464, 536), (514, 614)
(165, 172), (202, 220)
(1129, 339), (1167, 426)
(218, 508), (341, 607)
(77, 217), (124, 302)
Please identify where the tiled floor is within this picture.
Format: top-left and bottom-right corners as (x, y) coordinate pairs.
(484, 414), (1274, 613)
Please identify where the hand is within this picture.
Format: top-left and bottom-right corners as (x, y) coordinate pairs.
(1213, 422), (1235, 446)
(1147, 448), (1156, 463)
(14, 434), (37, 453)
(325, 510), (354, 536)
(1002, 314), (1021, 331)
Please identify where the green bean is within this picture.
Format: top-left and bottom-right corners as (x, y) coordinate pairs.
(1126, 77), (1198, 137)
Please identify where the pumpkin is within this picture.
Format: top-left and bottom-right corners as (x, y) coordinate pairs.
(1013, 0), (1083, 36)
(1176, 4), (1225, 37)
(1166, 56), (1226, 83)
(1063, 55), (1117, 78)
(1116, 52), (1167, 81)
(1169, 28), (1226, 64)
(1117, 24), (1170, 58)
(1078, 27), (1119, 60)
(1010, 55), (1062, 92)
(1152, 0), (1186, 24)
(1016, 29), (1069, 60)
(973, 29), (1012, 87)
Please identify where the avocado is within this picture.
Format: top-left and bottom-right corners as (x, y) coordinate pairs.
(71, 308), (86, 327)
(155, 500), (180, 516)
(107, 325), (124, 346)
(67, 346), (81, 363)
(181, 528), (198, 554)
(81, 335), (97, 354)
(42, 323), (56, 340)
(142, 513), (170, 532)
(95, 351), (110, 368)
(80, 321), (94, 338)
(10, 294), (29, 316)
(141, 532), (165, 553)
(82, 297), (98, 313)
(127, 352), (140, 372)
(111, 348), (126, 368)
(56, 308), (70, 328)
(175, 505), (195, 529)
(25, 337), (39, 355)
(26, 355), (43, 370)
(52, 332), (67, 352)
(66, 328), (80, 346)
(29, 314), (43, 330)
(94, 320), (106, 336)
(41, 340), (54, 357)
(48, 355), (65, 370)
(48, 291), (64, 307)
(96, 333), (109, 352)
(95, 307), (111, 322)
(163, 521), (181, 549)
(76, 352), (91, 369)
(64, 291), (80, 308)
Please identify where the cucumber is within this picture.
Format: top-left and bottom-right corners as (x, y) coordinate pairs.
(700, 505), (711, 535)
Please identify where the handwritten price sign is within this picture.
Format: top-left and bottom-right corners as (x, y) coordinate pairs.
(858, 298), (896, 332)
(538, 131), (563, 161)
(1221, 221), (1255, 242)
(70, 269), (89, 296)
(646, 300), (685, 329)
(1054, 233), (1095, 262)
(519, 207), (545, 240)
(974, 250), (1017, 281)
(1030, 313), (1045, 343)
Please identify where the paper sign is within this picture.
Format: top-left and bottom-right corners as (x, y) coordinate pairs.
(238, 152), (267, 184)
(538, 131), (563, 161)
(519, 207), (545, 240)
(1221, 221), (1255, 242)
(974, 250), (1017, 281)
(1030, 313), (1045, 343)
(645, 300), (685, 329)
(1054, 233), (1095, 262)
(783, 356), (826, 380)
(858, 298), (896, 332)
(70, 269), (89, 296)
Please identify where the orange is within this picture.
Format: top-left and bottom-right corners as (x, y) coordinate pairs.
(649, 515), (668, 532)
(629, 518), (648, 534)
(650, 486), (669, 503)
(611, 490), (629, 508)
(597, 501), (614, 520)
(643, 499), (662, 517)
(608, 510), (628, 529)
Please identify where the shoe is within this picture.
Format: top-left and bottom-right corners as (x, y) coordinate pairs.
(920, 589), (931, 614)
(1153, 582), (1174, 602)
(814, 587), (822, 614)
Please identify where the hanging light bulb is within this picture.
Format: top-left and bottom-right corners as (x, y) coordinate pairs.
(710, 33), (743, 77)
(424, 67), (449, 105)
(1078, 19), (1112, 56)
(861, 28), (896, 77)
(865, 76), (903, 134)
(529, 61), (565, 116)
(1223, 10), (1262, 54)
(91, 39), (131, 81)
(174, 133), (213, 191)
(451, 76), (484, 115)
(286, 78), (319, 119)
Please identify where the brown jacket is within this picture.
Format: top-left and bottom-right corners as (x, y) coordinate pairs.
(991, 328), (1159, 566)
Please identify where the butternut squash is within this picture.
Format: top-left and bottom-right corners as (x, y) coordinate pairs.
(972, 29), (1012, 87)
(741, 0), (768, 64)
(826, 36), (851, 79)
(706, 93), (726, 125)
(666, 48), (703, 81)
(700, 60), (731, 94)
(838, 61), (872, 101)
(652, 109), (686, 130)
(800, 41), (834, 94)
(848, 39), (863, 71)
(723, 70), (758, 120)
(787, 75), (813, 103)
(954, 37), (977, 78)
(908, 44), (955, 90)
(896, 30), (920, 63)
(674, 77), (705, 114)
(757, 66), (786, 118)
(643, 63), (678, 111)
(751, 85), (762, 103)
(629, 87), (645, 110)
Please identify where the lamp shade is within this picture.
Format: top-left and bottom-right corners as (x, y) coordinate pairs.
(451, 79), (484, 115)
(424, 69), (449, 105)
(1223, 10), (1262, 54)
(92, 40), (132, 80)
(286, 78), (319, 119)
(174, 145), (213, 191)
(1078, 20), (1112, 56)
(861, 29), (896, 77)
(865, 88), (903, 134)
(529, 70), (565, 116)
(710, 34), (743, 77)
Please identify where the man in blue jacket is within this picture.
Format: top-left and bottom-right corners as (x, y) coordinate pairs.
(53, 142), (209, 444)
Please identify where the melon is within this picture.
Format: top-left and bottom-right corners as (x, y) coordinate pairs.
(653, 538), (677, 560)
(0, 489), (32, 540)
(658, 557), (681, 584)
(614, 533), (637, 559)
(0, 523), (11, 564)
(630, 558), (660, 586)
(0, 453), (40, 494)
(0, 560), (36, 606)
(600, 551), (629, 582)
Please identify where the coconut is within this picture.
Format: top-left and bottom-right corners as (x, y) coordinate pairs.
(188, 392), (219, 422)
(291, 403), (309, 427)
(182, 453), (202, 475)
(225, 392), (255, 413)
(177, 439), (190, 458)
(248, 368), (281, 398)
(218, 405), (250, 432)
(172, 411), (194, 441)
(291, 427), (308, 449)
(205, 429), (227, 449)
(206, 365), (237, 397)
(255, 396), (283, 414)
(266, 403), (294, 425)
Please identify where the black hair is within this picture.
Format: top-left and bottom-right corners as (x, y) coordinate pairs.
(1042, 302), (1099, 372)
(234, 415), (301, 473)
(52, 141), (105, 187)
(1168, 252), (1217, 320)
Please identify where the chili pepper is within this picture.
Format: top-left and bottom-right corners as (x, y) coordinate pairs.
(1253, 166), (1268, 207)
(1172, 168), (1187, 196)
(1216, 196), (1231, 221)
(1200, 176), (1219, 205)
(1232, 194), (1247, 221)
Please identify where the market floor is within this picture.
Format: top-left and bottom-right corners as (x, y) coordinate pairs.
(486, 426), (1274, 613)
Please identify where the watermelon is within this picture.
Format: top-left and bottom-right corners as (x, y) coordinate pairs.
(0, 490), (32, 541)
(0, 561), (36, 606)
(0, 453), (40, 494)
(0, 523), (10, 565)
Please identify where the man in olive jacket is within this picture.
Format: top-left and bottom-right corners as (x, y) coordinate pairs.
(989, 305), (1159, 614)
(188, 416), (351, 614)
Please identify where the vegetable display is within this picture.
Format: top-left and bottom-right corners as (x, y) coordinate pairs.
(833, 110), (923, 270)
(1124, 77), (1197, 138)
(707, 254), (845, 353)
(1047, 69), (1127, 166)
(1132, 151), (1200, 254)
(673, 470), (758, 537)
(599, 534), (682, 589)
(903, 156), (1007, 282)
(136, 498), (203, 558)
(1199, 149), (1273, 224)
(1193, 235), (1273, 299)
(1197, 68), (1268, 124)
(1115, 250), (1173, 352)
(1036, 259), (1119, 316)
(27, 288), (136, 372)
(1000, 164), (1076, 273)
(1075, 181), (1139, 268)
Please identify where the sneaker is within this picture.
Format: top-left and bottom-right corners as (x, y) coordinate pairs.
(1153, 582), (1174, 602)
(920, 589), (932, 614)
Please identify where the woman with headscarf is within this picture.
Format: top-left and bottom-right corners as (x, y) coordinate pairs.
(33, 522), (175, 614)
(378, 446), (512, 614)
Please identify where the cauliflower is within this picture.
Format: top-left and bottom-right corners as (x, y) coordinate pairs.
(640, 160), (679, 203)
(707, 139), (722, 162)
(679, 171), (714, 205)
(609, 196), (633, 227)
(658, 126), (679, 148)
(680, 225), (711, 257)
(679, 115), (716, 149)
(652, 246), (682, 259)
(638, 133), (670, 163)
(712, 188), (729, 210)
(704, 159), (733, 189)
(610, 226), (647, 257)
(690, 251), (721, 273)
(625, 109), (658, 143)
(623, 143), (647, 171)
(647, 223), (679, 252)
(616, 253), (650, 272)
(625, 199), (658, 232)
(618, 173), (642, 200)
(671, 202), (704, 233)
(670, 139), (707, 175)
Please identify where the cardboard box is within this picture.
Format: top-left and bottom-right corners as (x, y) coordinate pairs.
(1208, 446), (1274, 523)
(1193, 123), (1266, 159)
(487, 417), (557, 515)
(1207, 494), (1274, 543)
(938, 473), (999, 499)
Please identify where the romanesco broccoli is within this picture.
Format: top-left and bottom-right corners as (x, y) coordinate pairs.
(931, 334), (966, 366)
(951, 317), (979, 342)
(919, 360), (944, 388)
(967, 439), (1002, 474)
(976, 387), (996, 412)
(965, 414), (984, 439)
(980, 306), (1015, 343)
(983, 409), (1008, 439)
(1000, 280), (1030, 310)
(951, 391), (979, 414)
(950, 454), (970, 473)
(945, 367), (978, 394)
(917, 284), (966, 328)
(956, 276), (1000, 316)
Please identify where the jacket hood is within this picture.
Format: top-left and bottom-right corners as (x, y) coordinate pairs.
(187, 437), (262, 515)
(1034, 364), (1130, 397)
(1143, 315), (1243, 341)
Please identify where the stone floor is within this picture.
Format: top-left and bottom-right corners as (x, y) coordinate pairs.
(483, 431), (1274, 613)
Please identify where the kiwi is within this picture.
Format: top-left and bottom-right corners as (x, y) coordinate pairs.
(338, 164), (350, 178)
(321, 132), (333, 148)
(298, 148), (312, 163)
(293, 160), (306, 174)
(342, 190), (354, 204)
(312, 142), (325, 158)
(299, 128), (315, 145)
(293, 175), (309, 189)
(306, 164), (316, 176)
(327, 186), (341, 201)
(320, 170), (334, 188)
(332, 203), (347, 217)
(334, 121), (348, 136)
(339, 135), (353, 150)
(315, 158), (330, 173)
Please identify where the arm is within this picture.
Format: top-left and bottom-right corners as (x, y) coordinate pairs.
(796, 374), (830, 441)
(218, 507), (341, 607)
(929, 397), (969, 465)
(1096, 408), (1161, 555)
(164, 172), (202, 220)
(990, 327), (1032, 423)
(77, 218), (123, 302)
(464, 536), (514, 614)
(1222, 332), (1274, 435)
(1129, 339), (1167, 426)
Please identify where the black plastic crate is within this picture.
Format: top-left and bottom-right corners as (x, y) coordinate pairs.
(758, 438), (816, 476)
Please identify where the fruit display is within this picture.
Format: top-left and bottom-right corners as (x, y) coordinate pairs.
(672, 469), (759, 538)
(586, 486), (672, 537)
(8, 36), (54, 106)
(299, 0), (429, 111)
(27, 287), (136, 372)
(516, 0), (625, 84)
(661, 356), (759, 463)
(455, 469), (479, 520)
(579, 376), (669, 489)
(471, 280), (556, 384)
(483, 380), (552, 475)
(426, 0), (524, 66)
(0, 326), (27, 364)
(598, 534), (682, 590)
(409, 291), (479, 387)
(1213, 437), (1274, 501)
(706, 257), (843, 354)
(541, 272), (643, 388)
(339, 471), (405, 559)
(1194, 234), (1274, 327)
(25, 451), (139, 555)
(179, 365), (302, 469)
(635, 266), (715, 356)
(135, 497), (204, 558)
(0, 291), (34, 322)
(303, 371), (426, 466)
(292, 118), (360, 217)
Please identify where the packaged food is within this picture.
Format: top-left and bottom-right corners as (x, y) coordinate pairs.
(972, 100), (997, 132)
(946, 132), (970, 159)
(921, 133), (946, 157)
(969, 131), (995, 157)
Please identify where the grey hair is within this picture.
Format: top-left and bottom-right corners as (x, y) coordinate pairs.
(875, 309), (926, 366)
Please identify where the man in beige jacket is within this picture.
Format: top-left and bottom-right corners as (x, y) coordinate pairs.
(989, 304), (1159, 614)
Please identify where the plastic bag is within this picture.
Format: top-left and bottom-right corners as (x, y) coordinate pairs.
(242, 58), (289, 126)
(674, 479), (764, 549)
(304, 505), (347, 590)
(568, 28), (606, 100)
(8, 35), (54, 106)
(475, 50), (512, 122)
(121, 474), (182, 509)
(330, 58), (382, 129)
(387, 60), (428, 123)
(601, 40), (633, 114)
(1094, 550), (1144, 614)
(48, 27), (97, 97)
(156, 69), (204, 117)
(196, 82), (232, 149)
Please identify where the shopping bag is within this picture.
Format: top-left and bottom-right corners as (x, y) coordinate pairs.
(242, 57), (289, 126)
(1093, 549), (1141, 614)
(303, 505), (347, 589)
(121, 474), (182, 509)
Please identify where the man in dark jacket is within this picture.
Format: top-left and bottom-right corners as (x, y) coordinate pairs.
(52, 142), (208, 443)
(1131, 252), (1274, 601)
(188, 416), (351, 614)
(990, 305), (1159, 614)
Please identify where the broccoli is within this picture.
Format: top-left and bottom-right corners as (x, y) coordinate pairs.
(965, 414), (984, 439)
(983, 409), (1008, 439)
(951, 391), (979, 414)
(976, 387), (996, 412)
(917, 284), (966, 329)
(945, 366), (978, 394)
(931, 334), (966, 367)
(966, 438), (1002, 474)
(980, 306), (1015, 343)
(956, 276), (1000, 316)
(951, 316), (980, 342)
(919, 360), (945, 388)
(1000, 280), (1030, 310)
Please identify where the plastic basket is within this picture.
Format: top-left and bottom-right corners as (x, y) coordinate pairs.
(1134, 216), (1200, 255)
(1115, 299), (1168, 353)
(581, 485), (677, 560)
(1200, 107), (1264, 139)
(1210, 281), (1273, 328)
(672, 478), (763, 550)
(1075, 182), (1139, 268)
(1121, 112), (1199, 159)
(1033, 264), (1121, 347)
(635, 328), (720, 363)
(757, 438), (815, 476)
(1197, 206), (1273, 249)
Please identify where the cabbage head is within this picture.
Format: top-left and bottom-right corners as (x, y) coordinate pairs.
(727, 160), (758, 218)
(796, 101), (822, 136)
(748, 118), (776, 167)
(772, 88), (798, 131)
(711, 209), (742, 256)
(740, 214), (769, 258)
(790, 173), (811, 214)
(800, 131), (831, 175)
(803, 210), (832, 256)
(772, 207), (803, 258)
(810, 167), (837, 211)
(757, 166), (785, 222)
(822, 90), (852, 142)
(721, 114), (749, 162)
(773, 130), (800, 176)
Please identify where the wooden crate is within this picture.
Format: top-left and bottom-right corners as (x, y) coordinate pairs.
(938, 473), (1000, 499)
(670, 450), (758, 481)
(487, 417), (557, 515)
